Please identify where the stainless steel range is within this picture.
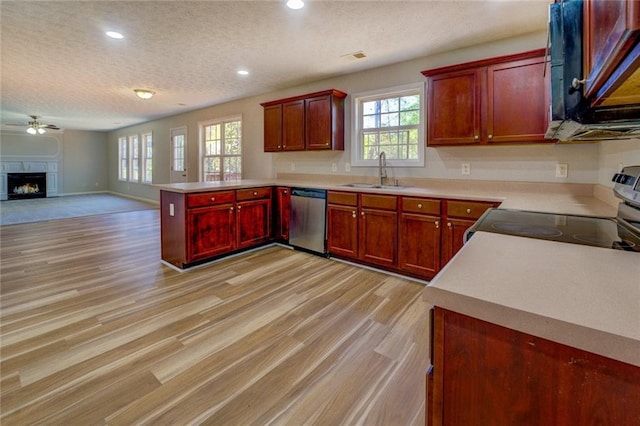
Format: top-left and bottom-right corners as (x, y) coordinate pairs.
(465, 166), (640, 252)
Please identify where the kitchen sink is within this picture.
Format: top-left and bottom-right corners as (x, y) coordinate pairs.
(341, 183), (408, 190)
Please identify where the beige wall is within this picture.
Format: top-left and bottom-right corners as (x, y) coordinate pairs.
(62, 130), (108, 194)
(99, 30), (637, 202)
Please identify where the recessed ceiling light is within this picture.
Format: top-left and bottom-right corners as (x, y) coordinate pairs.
(106, 31), (124, 39)
(286, 0), (304, 10)
(237, 70), (249, 76)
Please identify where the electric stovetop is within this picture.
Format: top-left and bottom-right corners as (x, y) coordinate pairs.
(466, 208), (640, 252)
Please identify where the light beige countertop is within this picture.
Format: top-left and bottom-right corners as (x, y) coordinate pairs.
(423, 232), (640, 367)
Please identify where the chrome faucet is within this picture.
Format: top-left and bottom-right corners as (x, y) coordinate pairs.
(378, 151), (387, 186)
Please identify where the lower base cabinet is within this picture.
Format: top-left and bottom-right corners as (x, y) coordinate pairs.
(427, 307), (640, 426)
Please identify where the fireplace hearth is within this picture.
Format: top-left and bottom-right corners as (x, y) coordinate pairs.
(7, 173), (47, 200)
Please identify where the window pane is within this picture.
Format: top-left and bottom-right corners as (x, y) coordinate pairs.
(380, 98), (399, 113)
(223, 156), (241, 181)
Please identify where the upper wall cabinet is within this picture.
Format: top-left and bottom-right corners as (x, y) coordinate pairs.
(583, 0), (640, 107)
(421, 49), (552, 146)
(261, 89), (347, 152)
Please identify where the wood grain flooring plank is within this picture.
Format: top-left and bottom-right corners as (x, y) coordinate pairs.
(0, 209), (429, 425)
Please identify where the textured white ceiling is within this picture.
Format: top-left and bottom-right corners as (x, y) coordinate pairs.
(1, 0), (550, 132)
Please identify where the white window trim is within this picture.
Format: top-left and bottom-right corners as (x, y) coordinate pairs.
(118, 136), (128, 181)
(141, 132), (153, 184)
(128, 134), (140, 182)
(198, 114), (242, 182)
(351, 82), (425, 168)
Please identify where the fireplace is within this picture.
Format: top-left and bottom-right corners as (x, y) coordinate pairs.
(7, 173), (47, 200)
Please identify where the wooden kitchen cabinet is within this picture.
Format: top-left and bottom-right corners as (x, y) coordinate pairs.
(261, 89), (347, 152)
(326, 191), (359, 259)
(275, 187), (291, 241)
(422, 49), (551, 146)
(427, 307), (640, 425)
(359, 194), (398, 268)
(440, 199), (498, 268)
(263, 104), (282, 152)
(583, 0), (640, 107)
(399, 197), (441, 279)
(160, 187), (272, 268)
(236, 187), (272, 249)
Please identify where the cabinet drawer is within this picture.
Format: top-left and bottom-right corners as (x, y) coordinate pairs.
(328, 191), (358, 206)
(361, 194), (397, 211)
(187, 191), (235, 208)
(236, 187), (272, 201)
(402, 197), (441, 215)
(446, 200), (495, 219)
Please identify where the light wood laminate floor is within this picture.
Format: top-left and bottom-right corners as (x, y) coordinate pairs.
(0, 210), (429, 425)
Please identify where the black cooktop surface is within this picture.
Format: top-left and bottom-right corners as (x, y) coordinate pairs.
(468, 209), (640, 252)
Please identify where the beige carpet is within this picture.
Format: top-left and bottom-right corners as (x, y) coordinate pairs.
(0, 193), (158, 226)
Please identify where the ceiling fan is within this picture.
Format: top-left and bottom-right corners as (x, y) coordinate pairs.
(4, 115), (60, 134)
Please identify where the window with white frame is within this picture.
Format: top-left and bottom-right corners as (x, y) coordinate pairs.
(118, 137), (128, 181)
(141, 132), (153, 183)
(351, 83), (424, 167)
(128, 134), (140, 182)
(200, 117), (242, 181)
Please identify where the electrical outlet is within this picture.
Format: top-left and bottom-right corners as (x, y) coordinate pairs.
(345, 163), (351, 172)
(290, 162), (296, 171)
(461, 163), (471, 175)
(556, 163), (568, 178)
(169, 203), (175, 217)
(331, 163), (337, 172)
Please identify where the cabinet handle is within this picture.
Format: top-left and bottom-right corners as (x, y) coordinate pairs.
(361, 211), (365, 216)
(466, 208), (471, 214)
(435, 220), (439, 229)
(230, 206), (234, 211)
(210, 197), (215, 202)
(488, 134), (493, 140)
(238, 205), (242, 210)
(325, 143), (329, 146)
(283, 190), (288, 195)
(474, 135), (479, 140)
(447, 222), (452, 228)
(253, 191), (258, 196)
(352, 211), (356, 218)
(418, 203), (423, 209)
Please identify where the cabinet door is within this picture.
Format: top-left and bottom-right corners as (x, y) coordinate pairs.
(282, 100), (305, 151)
(305, 95), (332, 150)
(187, 204), (235, 261)
(237, 198), (272, 249)
(399, 212), (441, 279)
(440, 218), (474, 269)
(276, 187), (291, 241)
(359, 208), (397, 268)
(326, 203), (358, 259)
(583, 0), (640, 104)
(427, 68), (482, 146)
(264, 104), (282, 152)
(486, 56), (550, 143)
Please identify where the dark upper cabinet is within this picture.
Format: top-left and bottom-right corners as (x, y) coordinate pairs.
(422, 49), (552, 146)
(583, 0), (640, 107)
(261, 89), (347, 152)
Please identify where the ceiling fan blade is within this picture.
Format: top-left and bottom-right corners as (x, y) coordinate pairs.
(3, 123), (27, 126)
(43, 124), (60, 130)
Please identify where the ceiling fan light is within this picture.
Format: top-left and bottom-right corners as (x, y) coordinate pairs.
(134, 89), (155, 100)
(26, 127), (37, 135)
(38, 128), (46, 134)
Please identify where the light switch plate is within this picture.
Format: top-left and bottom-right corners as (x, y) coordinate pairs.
(331, 163), (337, 172)
(461, 163), (471, 175)
(345, 163), (351, 172)
(556, 163), (568, 178)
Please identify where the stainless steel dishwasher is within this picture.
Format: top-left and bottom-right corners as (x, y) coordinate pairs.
(289, 188), (327, 255)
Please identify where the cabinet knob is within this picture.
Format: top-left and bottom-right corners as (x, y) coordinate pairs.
(488, 134), (493, 140)
(352, 211), (356, 218)
(283, 190), (288, 195)
(418, 203), (423, 209)
(466, 208), (471, 214)
(447, 222), (452, 228)
(325, 143), (329, 146)
(238, 205), (242, 210)
(435, 220), (439, 229)
(474, 135), (479, 140)
(253, 191), (258, 196)
(210, 197), (215, 202)
(361, 211), (365, 216)
(230, 206), (234, 211)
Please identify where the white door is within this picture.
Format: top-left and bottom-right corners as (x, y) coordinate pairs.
(170, 127), (188, 183)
